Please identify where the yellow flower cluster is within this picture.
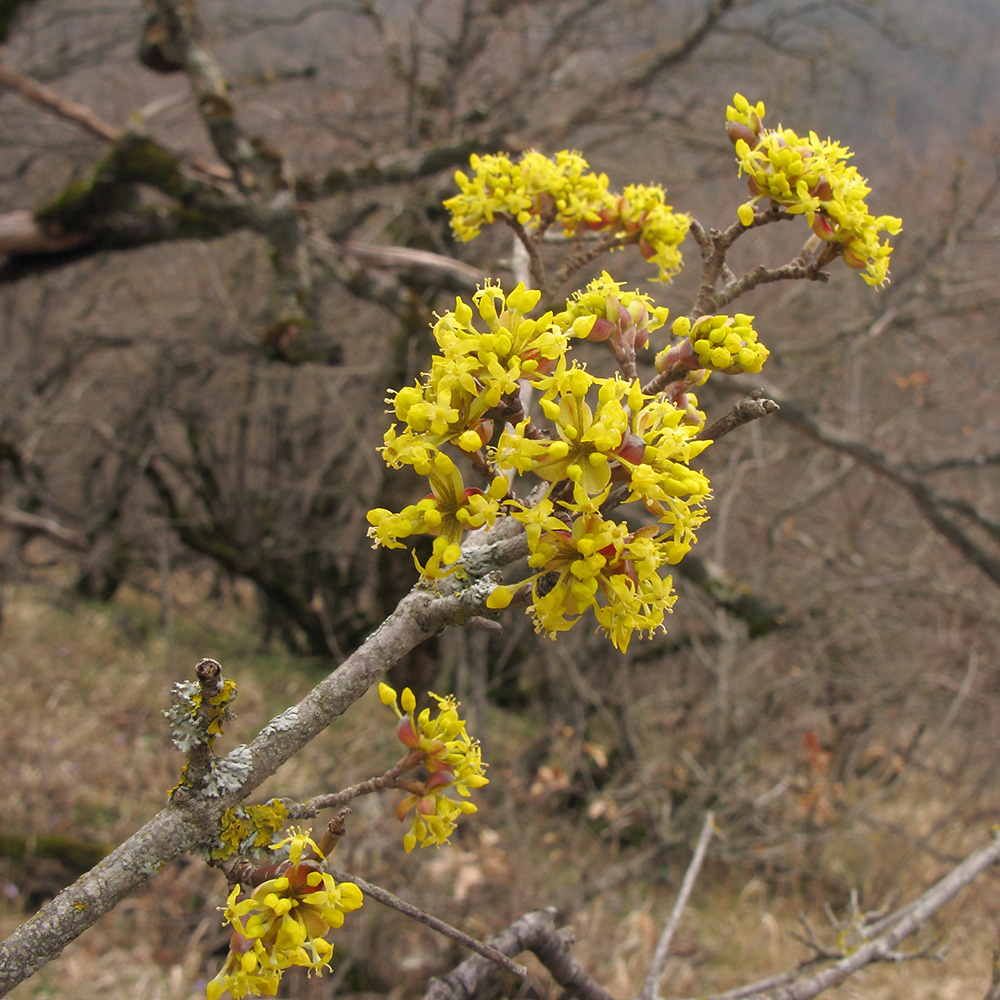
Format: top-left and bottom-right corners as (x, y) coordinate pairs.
(444, 151), (690, 282)
(380, 683), (489, 852)
(555, 270), (670, 352)
(367, 276), (716, 650)
(207, 829), (363, 999)
(660, 314), (769, 375)
(727, 93), (902, 286)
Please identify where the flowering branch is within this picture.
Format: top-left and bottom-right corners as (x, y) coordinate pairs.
(0, 582), (504, 997)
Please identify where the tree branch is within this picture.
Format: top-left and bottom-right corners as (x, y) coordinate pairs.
(424, 908), (617, 1000)
(326, 865), (528, 979)
(638, 812), (715, 1000)
(0, 61), (121, 143)
(675, 830), (1000, 1000)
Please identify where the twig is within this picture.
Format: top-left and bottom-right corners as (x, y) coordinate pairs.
(638, 812), (715, 1000)
(697, 392), (779, 442)
(505, 216), (546, 290)
(767, 386), (1000, 587)
(984, 948), (1000, 1000)
(281, 769), (403, 818)
(344, 240), (484, 289)
(0, 62), (121, 143)
(325, 866), (527, 979)
(0, 505), (87, 550)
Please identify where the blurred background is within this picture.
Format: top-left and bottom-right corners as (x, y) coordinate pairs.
(1, 1), (999, 997)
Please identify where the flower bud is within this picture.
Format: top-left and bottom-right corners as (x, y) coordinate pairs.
(614, 432), (646, 465)
(725, 121), (758, 147)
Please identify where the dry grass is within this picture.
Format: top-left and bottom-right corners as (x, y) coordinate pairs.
(1, 577), (997, 1000)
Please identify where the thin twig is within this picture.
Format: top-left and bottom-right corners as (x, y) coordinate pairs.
(326, 866), (528, 979)
(0, 62), (121, 143)
(697, 392), (779, 442)
(638, 812), (715, 1000)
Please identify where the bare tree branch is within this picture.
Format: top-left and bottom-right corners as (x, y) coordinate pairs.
(765, 388), (1000, 587)
(0, 505), (87, 550)
(0, 60), (121, 143)
(698, 392), (779, 442)
(638, 812), (715, 1000)
(424, 908), (617, 1000)
(675, 830), (1000, 1000)
(326, 865), (528, 979)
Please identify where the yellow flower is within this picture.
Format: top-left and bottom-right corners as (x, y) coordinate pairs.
(728, 95), (901, 286)
(207, 829), (363, 999)
(509, 507), (679, 651)
(663, 314), (770, 375)
(444, 149), (612, 240)
(367, 451), (506, 571)
(380, 684), (489, 851)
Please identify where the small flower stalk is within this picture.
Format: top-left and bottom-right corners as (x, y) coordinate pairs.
(379, 683), (489, 852)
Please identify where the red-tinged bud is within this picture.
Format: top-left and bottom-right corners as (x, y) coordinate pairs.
(842, 248), (868, 270)
(425, 768), (454, 788)
(587, 317), (616, 342)
(725, 121), (758, 147)
(615, 432), (646, 465)
(396, 715), (419, 748)
(633, 328), (649, 351)
(746, 175), (763, 197)
(638, 236), (657, 260)
(476, 419), (494, 445)
(810, 176), (833, 201)
(230, 928), (255, 954)
(536, 191), (557, 219)
(416, 793), (437, 816)
(287, 859), (325, 893)
(593, 206), (618, 229)
(631, 524), (660, 541)
(655, 338), (699, 373)
(812, 214), (837, 241)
